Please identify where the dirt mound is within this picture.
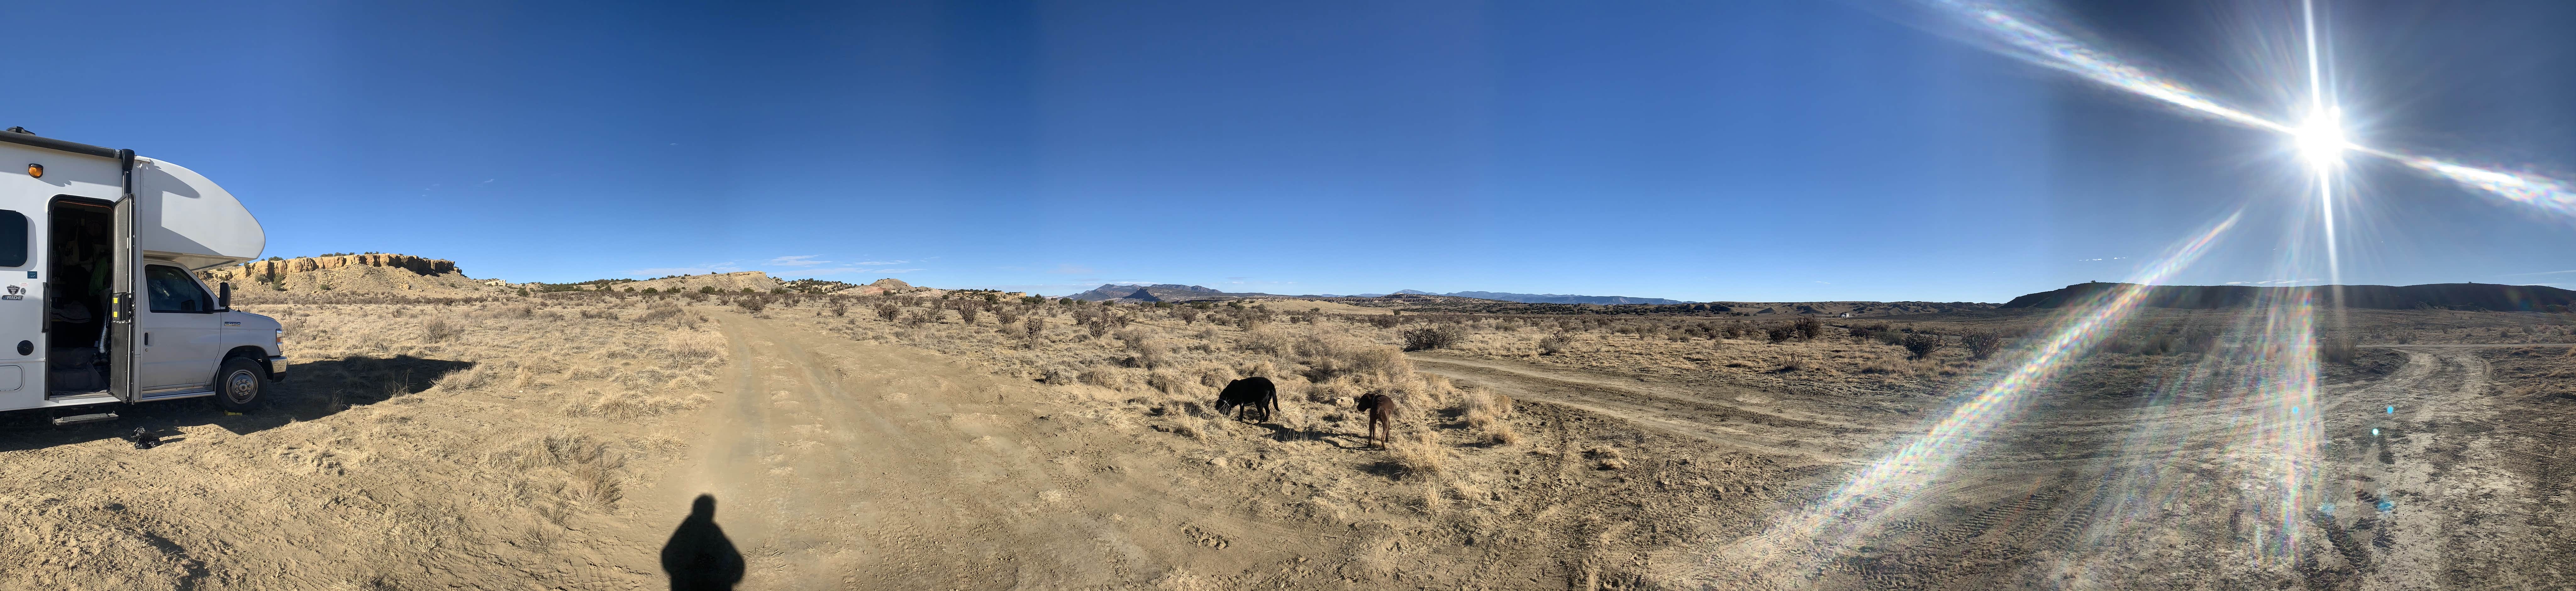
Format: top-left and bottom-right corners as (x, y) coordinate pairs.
(205, 254), (502, 298)
(619, 272), (782, 294)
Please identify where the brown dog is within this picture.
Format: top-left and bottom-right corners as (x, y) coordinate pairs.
(1354, 393), (1394, 448)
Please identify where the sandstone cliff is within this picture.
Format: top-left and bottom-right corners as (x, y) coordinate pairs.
(206, 254), (500, 297)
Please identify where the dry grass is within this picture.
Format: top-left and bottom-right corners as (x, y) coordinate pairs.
(0, 291), (737, 590)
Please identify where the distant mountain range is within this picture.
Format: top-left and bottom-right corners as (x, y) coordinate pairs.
(2002, 282), (2576, 312)
(1066, 284), (1286, 302)
(1065, 284), (1688, 304)
(1388, 289), (1689, 305)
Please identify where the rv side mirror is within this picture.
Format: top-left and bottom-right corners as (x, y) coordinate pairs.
(218, 282), (231, 310)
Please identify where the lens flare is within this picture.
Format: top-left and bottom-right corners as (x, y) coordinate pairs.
(2385, 152), (2576, 219)
(1926, 0), (2289, 134)
(1700, 212), (2243, 585)
(1924, 0), (2576, 223)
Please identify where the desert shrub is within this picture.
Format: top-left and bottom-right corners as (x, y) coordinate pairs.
(1962, 330), (2003, 359)
(421, 317), (460, 342)
(1303, 340), (1410, 383)
(1238, 329), (1294, 357)
(1847, 323), (1890, 343)
(697, 286), (716, 294)
(1765, 325), (1796, 344)
(2319, 334), (2358, 365)
(735, 298), (766, 313)
(1537, 334), (1571, 355)
(903, 310), (936, 327)
(1078, 367), (1132, 390)
(2184, 329), (2221, 352)
(1362, 315), (1401, 329)
(1401, 325), (1465, 351)
(1791, 316), (1823, 340)
(1902, 333), (1944, 360)
(2140, 332), (2181, 355)
(874, 303), (900, 321)
(637, 303), (684, 323)
(1194, 363), (1239, 388)
(956, 303), (979, 324)
(1175, 308), (1200, 324)
(1147, 370), (1189, 395)
(1384, 432), (1446, 478)
(1022, 318), (1046, 339)
(827, 301), (847, 317)
(1457, 386), (1511, 428)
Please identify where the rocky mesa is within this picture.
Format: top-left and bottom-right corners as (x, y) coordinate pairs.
(205, 253), (500, 297)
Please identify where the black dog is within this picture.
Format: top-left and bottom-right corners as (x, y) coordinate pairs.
(125, 427), (162, 450)
(1213, 377), (1279, 423)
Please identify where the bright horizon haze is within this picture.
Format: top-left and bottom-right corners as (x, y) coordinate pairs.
(5, 0), (2573, 301)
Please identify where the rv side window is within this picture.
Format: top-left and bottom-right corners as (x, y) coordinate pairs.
(145, 265), (215, 313)
(0, 210), (24, 267)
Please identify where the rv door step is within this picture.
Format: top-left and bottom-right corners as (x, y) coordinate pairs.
(52, 412), (119, 426)
(46, 390), (115, 402)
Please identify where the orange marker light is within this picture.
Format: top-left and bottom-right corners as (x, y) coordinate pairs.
(25, 164), (40, 178)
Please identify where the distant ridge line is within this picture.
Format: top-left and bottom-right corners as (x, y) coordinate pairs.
(2001, 282), (2576, 312)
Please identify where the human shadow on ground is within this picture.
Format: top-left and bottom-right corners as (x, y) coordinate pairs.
(0, 355), (472, 453)
(662, 494), (747, 591)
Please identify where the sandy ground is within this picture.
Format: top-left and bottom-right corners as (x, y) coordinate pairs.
(660, 311), (1814, 589)
(1421, 344), (2576, 589)
(2, 292), (2568, 589)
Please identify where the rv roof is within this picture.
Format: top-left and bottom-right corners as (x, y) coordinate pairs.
(0, 130), (265, 270)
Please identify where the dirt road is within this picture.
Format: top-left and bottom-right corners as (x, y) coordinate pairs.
(1414, 346), (2575, 589)
(653, 312), (1342, 588)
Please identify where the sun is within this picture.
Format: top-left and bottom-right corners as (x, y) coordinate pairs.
(2295, 108), (2347, 168)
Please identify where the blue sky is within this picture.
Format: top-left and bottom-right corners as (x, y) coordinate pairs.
(4, 0), (2572, 301)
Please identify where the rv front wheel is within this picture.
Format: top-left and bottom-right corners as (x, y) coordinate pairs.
(213, 357), (268, 412)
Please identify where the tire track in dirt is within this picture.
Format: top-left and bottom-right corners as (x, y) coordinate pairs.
(2341, 345), (2576, 588)
(1410, 355), (1866, 461)
(1417, 345), (2566, 588)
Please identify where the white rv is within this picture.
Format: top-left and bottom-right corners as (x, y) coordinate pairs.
(0, 128), (283, 425)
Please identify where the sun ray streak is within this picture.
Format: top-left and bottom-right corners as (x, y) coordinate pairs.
(1924, 0), (2576, 222)
(1700, 211), (2242, 586)
(1927, 0), (2289, 134)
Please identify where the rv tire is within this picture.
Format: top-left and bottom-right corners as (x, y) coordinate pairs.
(213, 357), (268, 412)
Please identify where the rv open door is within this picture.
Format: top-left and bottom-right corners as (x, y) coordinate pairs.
(106, 149), (138, 402)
